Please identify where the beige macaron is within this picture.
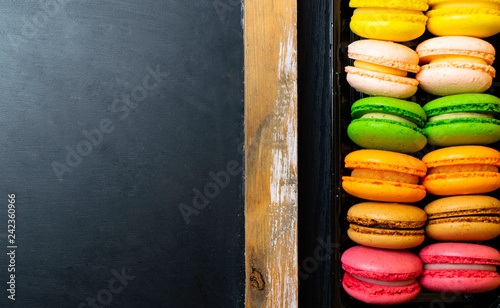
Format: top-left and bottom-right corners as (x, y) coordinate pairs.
(345, 39), (420, 99)
(416, 36), (496, 96)
(424, 195), (500, 242)
(347, 202), (427, 249)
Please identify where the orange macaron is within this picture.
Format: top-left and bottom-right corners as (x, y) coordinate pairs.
(342, 149), (427, 202)
(422, 146), (500, 196)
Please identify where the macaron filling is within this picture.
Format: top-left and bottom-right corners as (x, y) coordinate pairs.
(351, 275), (417, 287)
(429, 55), (488, 65)
(430, 1), (500, 10)
(360, 113), (417, 126)
(348, 217), (426, 229)
(427, 112), (495, 122)
(351, 169), (419, 184)
(424, 264), (497, 271)
(418, 50), (496, 65)
(354, 60), (408, 77)
(349, 223), (425, 233)
(419, 61), (496, 78)
(427, 214), (500, 224)
(427, 164), (498, 174)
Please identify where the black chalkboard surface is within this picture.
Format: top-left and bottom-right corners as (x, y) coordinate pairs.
(0, 1), (244, 307)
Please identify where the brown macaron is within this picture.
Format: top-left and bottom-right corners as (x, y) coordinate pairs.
(424, 195), (500, 242)
(347, 202), (427, 249)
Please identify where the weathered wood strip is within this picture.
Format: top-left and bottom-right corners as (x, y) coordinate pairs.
(245, 1), (298, 307)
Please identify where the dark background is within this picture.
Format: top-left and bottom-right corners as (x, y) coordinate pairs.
(298, 0), (333, 307)
(0, 1), (244, 307)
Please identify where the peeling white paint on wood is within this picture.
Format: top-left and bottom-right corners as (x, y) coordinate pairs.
(265, 8), (298, 308)
(244, 0), (297, 306)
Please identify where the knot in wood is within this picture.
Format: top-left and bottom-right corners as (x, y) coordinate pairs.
(250, 269), (265, 290)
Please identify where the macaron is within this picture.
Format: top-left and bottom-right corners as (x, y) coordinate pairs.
(419, 243), (500, 293)
(423, 93), (500, 147)
(345, 39), (420, 99)
(347, 96), (427, 153)
(342, 149), (427, 202)
(347, 202), (427, 249)
(416, 36), (496, 96)
(424, 195), (500, 242)
(426, 0), (500, 38)
(342, 246), (423, 305)
(349, 0), (428, 41)
(421, 145), (500, 196)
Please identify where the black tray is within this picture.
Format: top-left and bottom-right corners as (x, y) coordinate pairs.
(332, 1), (500, 307)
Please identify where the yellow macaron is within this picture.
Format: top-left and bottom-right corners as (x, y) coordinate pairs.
(426, 0), (500, 38)
(349, 0), (428, 41)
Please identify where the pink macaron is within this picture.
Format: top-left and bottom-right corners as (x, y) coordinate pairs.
(419, 243), (500, 293)
(341, 245), (423, 305)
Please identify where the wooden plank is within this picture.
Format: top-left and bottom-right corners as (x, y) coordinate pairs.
(244, 0), (298, 307)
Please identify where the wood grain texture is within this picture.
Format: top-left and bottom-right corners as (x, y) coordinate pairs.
(244, 0), (298, 307)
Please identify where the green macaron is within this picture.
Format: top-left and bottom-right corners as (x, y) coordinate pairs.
(423, 93), (500, 147)
(347, 97), (427, 153)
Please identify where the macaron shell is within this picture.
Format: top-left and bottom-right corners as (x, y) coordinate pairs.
(423, 93), (500, 116)
(342, 245), (423, 276)
(419, 270), (500, 293)
(416, 63), (494, 96)
(342, 176), (426, 202)
(350, 0), (428, 11)
(350, 13), (427, 42)
(345, 149), (427, 176)
(348, 201), (427, 223)
(343, 272), (421, 305)
(348, 39), (420, 72)
(346, 67), (418, 98)
(424, 119), (500, 146)
(351, 96), (427, 126)
(348, 225), (425, 249)
(425, 219), (500, 242)
(348, 119), (427, 153)
(426, 7), (500, 38)
(419, 242), (500, 264)
(424, 195), (500, 215)
(422, 172), (500, 196)
(416, 36), (496, 65)
(422, 145), (500, 168)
